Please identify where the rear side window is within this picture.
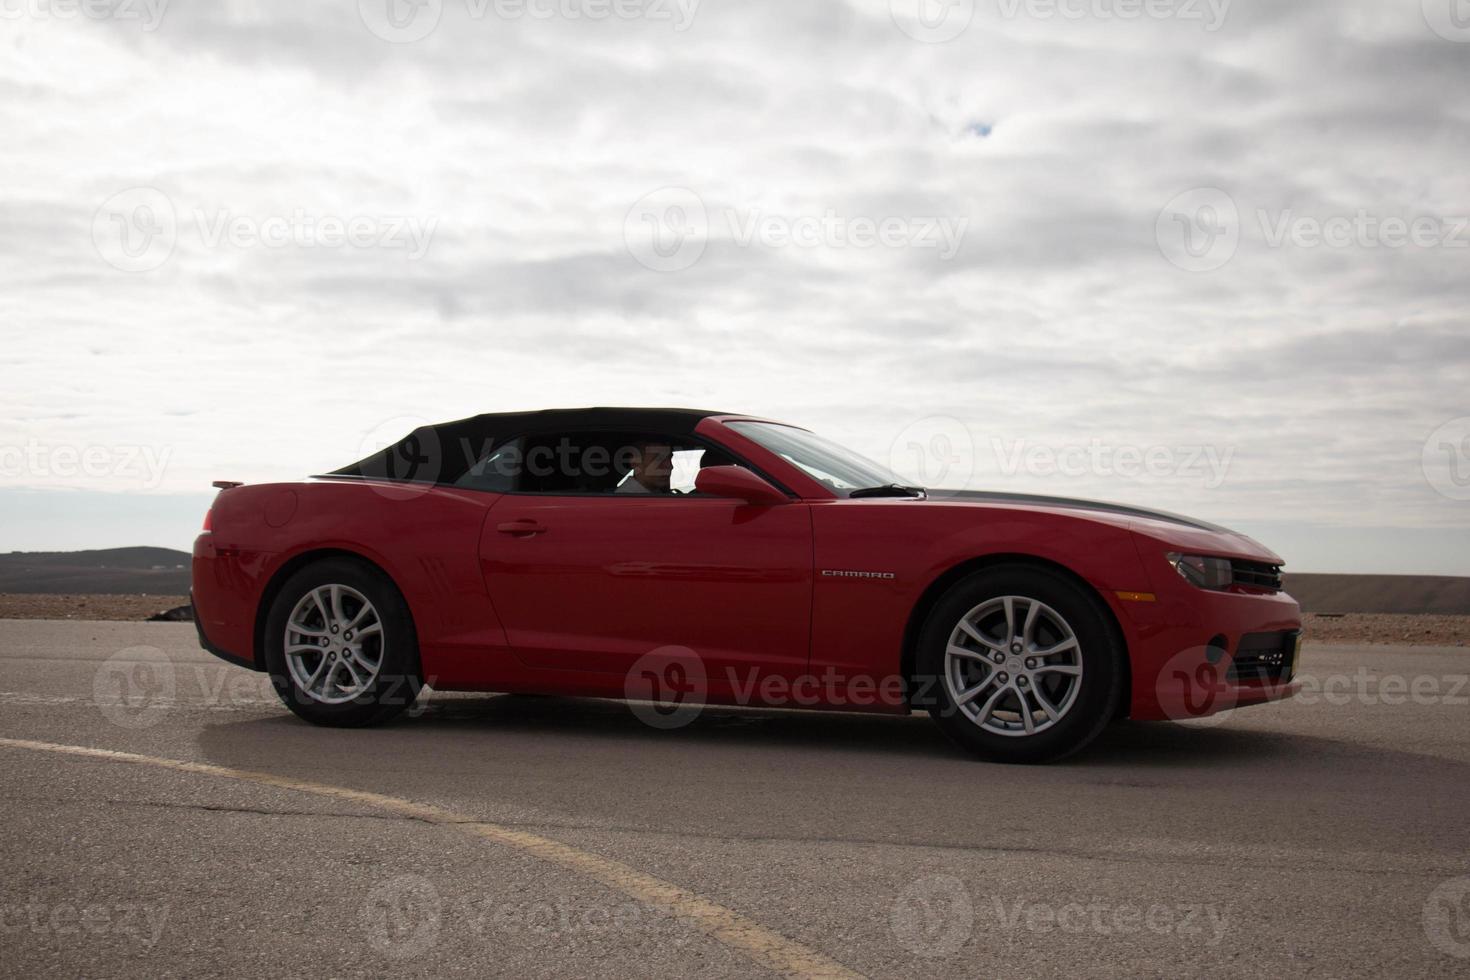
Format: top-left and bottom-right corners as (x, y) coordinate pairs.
(453, 437), (523, 492)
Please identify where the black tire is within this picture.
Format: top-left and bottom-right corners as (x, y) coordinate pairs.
(913, 565), (1123, 764)
(263, 558), (422, 727)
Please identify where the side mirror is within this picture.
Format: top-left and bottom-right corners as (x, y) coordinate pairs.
(694, 466), (788, 506)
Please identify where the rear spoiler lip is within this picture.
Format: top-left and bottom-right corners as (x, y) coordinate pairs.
(212, 481), (244, 490)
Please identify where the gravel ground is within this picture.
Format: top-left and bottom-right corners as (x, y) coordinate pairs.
(1301, 613), (1470, 647)
(1, 595), (1466, 647)
(0, 594), (191, 622)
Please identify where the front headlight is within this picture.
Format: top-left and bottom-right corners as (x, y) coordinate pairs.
(1167, 552), (1233, 591)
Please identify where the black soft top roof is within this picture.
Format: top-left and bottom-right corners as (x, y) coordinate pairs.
(331, 407), (733, 484)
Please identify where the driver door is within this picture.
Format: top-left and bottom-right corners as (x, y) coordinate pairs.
(477, 430), (813, 681)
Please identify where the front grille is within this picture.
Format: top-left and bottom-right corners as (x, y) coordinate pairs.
(1231, 559), (1283, 592)
(1228, 631), (1300, 683)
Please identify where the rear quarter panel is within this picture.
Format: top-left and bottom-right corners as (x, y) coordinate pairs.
(192, 480), (509, 681)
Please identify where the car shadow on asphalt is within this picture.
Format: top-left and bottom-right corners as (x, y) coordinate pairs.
(191, 692), (1316, 773)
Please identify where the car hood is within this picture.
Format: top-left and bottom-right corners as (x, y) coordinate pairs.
(922, 489), (1283, 564)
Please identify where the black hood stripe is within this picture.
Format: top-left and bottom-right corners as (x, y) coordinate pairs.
(925, 490), (1234, 535)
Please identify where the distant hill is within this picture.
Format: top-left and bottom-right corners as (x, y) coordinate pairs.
(0, 547), (191, 595)
(1284, 574), (1470, 615)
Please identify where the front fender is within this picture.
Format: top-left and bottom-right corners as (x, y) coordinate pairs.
(808, 501), (1157, 680)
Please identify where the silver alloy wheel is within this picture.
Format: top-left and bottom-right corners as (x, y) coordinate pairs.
(284, 584), (385, 705)
(943, 595), (1084, 737)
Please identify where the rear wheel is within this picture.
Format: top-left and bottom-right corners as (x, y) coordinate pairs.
(263, 558), (422, 726)
(914, 566), (1122, 764)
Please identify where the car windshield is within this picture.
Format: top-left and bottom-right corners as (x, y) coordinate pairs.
(726, 421), (916, 497)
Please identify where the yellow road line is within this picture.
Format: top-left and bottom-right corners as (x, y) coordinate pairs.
(0, 736), (861, 979)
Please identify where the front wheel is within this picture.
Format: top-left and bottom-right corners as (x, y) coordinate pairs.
(914, 566), (1123, 764)
(263, 558), (422, 727)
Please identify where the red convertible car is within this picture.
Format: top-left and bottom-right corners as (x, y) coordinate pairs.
(192, 408), (1302, 763)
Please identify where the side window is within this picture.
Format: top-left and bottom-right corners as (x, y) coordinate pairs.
(455, 430), (738, 495)
(610, 438), (738, 495)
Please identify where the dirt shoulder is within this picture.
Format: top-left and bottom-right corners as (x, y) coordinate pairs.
(0, 594), (191, 622)
(1300, 613), (1468, 647)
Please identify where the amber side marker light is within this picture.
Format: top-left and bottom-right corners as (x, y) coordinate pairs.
(1115, 591), (1157, 603)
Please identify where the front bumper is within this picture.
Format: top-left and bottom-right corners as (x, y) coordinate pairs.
(1119, 583), (1304, 721)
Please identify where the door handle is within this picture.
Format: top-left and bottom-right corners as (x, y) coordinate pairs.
(497, 519), (547, 536)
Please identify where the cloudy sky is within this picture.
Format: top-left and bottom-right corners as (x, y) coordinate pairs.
(3, 0), (1468, 573)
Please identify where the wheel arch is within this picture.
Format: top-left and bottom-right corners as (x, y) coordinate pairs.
(253, 547), (418, 669)
(899, 553), (1132, 717)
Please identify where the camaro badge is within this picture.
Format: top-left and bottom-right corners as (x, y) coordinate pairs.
(821, 569), (897, 580)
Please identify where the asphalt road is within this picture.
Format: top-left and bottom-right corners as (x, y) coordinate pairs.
(2, 621), (1469, 978)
